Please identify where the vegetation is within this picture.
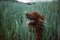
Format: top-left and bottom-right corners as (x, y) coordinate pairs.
(0, 1), (58, 40)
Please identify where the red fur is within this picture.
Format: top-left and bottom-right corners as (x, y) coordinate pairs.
(26, 12), (44, 40)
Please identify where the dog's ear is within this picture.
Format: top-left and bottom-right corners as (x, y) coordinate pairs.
(38, 14), (44, 24)
(39, 15), (44, 20)
(34, 12), (44, 20)
(32, 12), (40, 19)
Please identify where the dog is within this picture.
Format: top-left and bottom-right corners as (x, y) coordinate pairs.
(26, 12), (44, 40)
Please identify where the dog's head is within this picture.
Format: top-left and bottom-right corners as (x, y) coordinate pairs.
(26, 12), (44, 21)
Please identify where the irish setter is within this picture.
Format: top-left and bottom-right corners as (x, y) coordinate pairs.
(26, 12), (44, 40)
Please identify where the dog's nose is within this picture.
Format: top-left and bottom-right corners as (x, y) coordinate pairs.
(25, 13), (29, 15)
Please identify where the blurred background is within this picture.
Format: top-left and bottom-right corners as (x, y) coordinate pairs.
(0, 0), (59, 40)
